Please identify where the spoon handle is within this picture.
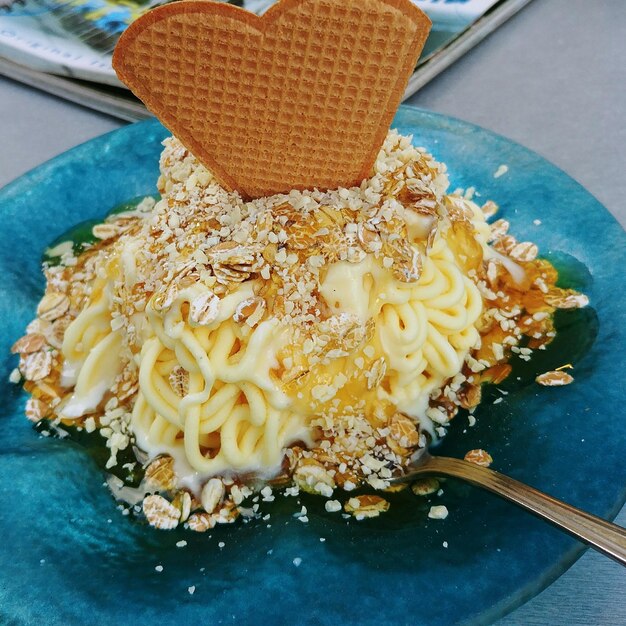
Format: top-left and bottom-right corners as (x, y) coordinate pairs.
(417, 456), (626, 566)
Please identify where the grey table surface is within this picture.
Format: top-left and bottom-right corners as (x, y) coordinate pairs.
(0, 0), (624, 623)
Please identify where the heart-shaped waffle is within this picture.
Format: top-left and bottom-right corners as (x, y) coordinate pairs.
(113, 0), (431, 199)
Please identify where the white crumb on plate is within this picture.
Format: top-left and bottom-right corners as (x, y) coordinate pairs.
(428, 505), (449, 520)
(293, 557), (302, 567)
(45, 240), (74, 258)
(443, 541), (449, 548)
(155, 565), (163, 572)
(462, 186), (477, 200)
(218, 542), (225, 549)
(494, 164), (509, 178)
(188, 586), (195, 595)
(84, 417), (96, 433)
(533, 219), (542, 225)
(325, 500), (342, 513)
(8, 368), (21, 384)
(176, 540), (187, 548)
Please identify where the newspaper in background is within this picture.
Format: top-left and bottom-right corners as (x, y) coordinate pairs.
(0, 0), (532, 119)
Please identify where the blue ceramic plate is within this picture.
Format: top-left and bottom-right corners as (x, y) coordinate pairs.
(1, 106), (624, 626)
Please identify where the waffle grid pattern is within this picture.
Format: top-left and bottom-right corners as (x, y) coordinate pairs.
(115, 0), (430, 198)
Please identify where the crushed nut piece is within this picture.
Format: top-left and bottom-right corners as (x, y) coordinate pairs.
(233, 296), (266, 327)
(544, 291), (589, 309)
(37, 292), (70, 322)
(388, 413), (420, 448)
(464, 449), (493, 467)
(344, 495), (390, 519)
(189, 291), (220, 325)
(143, 494), (181, 530)
(11, 333), (46, 355)
(201, 478), (225, 514)
(19, 351), (53, 381)
(144, 456), (176, 491)
(293, 460), (336, 496)
(536, 371), (574, 386)
(168, 366), (189, 397)
(509, 241), (538, 262)
(186, 512), (216, 532)
(24, 397), (50, 422)
(411, 477), (440, 496)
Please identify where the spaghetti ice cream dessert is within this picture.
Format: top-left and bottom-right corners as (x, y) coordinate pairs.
(11, 0), (588, 529)
(12, 131), (587, 529)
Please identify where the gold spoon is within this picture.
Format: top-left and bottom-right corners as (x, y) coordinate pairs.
(397, 448), (626, 566)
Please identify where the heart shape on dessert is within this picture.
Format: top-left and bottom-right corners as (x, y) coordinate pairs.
(113, 0), (431, 199)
